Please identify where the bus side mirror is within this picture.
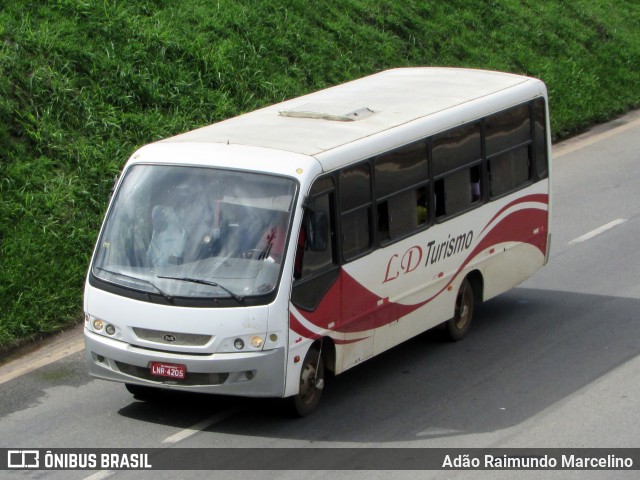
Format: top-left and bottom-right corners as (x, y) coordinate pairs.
(305, 210), (328, 252)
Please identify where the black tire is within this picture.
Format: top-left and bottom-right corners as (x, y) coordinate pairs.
(125, 383), (159, 401)
(290, 347), (324, 417)
(445, 278), (474, 342)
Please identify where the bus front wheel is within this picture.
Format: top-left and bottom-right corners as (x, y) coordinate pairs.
(445, 278), (474, 342)
(291, 347), (324, 417)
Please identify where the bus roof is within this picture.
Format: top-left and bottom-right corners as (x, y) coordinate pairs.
(161, 67), (545, 169)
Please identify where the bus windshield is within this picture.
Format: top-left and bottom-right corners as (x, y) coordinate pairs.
(92, 164), (297, 301)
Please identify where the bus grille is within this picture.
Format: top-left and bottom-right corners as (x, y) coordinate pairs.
(132, 327), (212, 346)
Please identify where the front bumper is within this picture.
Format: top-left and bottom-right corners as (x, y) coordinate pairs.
(85, 329), (286, 397)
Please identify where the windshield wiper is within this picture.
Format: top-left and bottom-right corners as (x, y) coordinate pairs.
(95, 267), (173, 304)
(157, 275), (244, 304)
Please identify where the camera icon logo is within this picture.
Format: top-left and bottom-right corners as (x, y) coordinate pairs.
(7, 450), (40, 469)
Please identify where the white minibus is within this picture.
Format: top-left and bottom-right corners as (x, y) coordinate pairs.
(84, 67), (551, 415)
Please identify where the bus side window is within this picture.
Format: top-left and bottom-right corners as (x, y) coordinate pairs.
(339, 163), (372, 260)
(533, 98), (549, 179)
(486, 103), (533, 197)
(297, 193), (335, 279)
(292, 178), (339, 311)
(432, 123), (482, 219)
(375, 142), (429, 243)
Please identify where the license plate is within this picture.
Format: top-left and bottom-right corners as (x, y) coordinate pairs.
(150, 362), (186, 379)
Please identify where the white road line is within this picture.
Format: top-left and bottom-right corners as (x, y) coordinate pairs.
(83, 470), (115, 480)
(80, 408), (241, 479)
(162, 407), (241, 444)
(568, 218), (627, 245)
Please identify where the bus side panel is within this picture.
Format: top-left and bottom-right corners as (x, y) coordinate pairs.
(334, 185), (549, 369)
(370, 280), (458, 356)
(338, 270), (394, 371)
(480, 243), (546, 301)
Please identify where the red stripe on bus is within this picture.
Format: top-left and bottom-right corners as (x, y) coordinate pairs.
(290, 205), (548, 341)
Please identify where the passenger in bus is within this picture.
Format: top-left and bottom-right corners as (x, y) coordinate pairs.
(471, 181), (481, 201)
(416, 189), (428, 225)
(261, 218), (286, 262)
(238, 209), (267, 256)
(146, 205), (187, 268)
(240, 211), (287, 262)
(470, 167), (481, 202)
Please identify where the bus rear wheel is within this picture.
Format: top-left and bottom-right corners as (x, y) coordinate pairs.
(291, 347), (324, 417)
(445, 278), (474, 342)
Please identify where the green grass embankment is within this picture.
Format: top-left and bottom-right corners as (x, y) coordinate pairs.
(0, 0), (638, 350)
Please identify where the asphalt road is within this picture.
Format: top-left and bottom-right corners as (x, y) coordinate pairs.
(1, 110), (640, 480)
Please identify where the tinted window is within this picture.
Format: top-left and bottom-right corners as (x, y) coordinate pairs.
(488, 147), (530, 197)
(432, 123), (481, 176)
(486, 103), (533, 197)
(340, 164), (372, 259)
(299, 193), (335, 278)
(375, 142), (428, 197)
(432, 124), (482, 219)
(486, 104), (530, 155)
(292, 176), (339, 311)
(533, 98), (549, 179)
(434, 165), (481, 218)
(375, 142), (429, 243)
(340, 163), (370, 211)
(378, 186), (428, 242)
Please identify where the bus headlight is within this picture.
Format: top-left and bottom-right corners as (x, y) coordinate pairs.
(85, 313), (120, 339)
(222, 334), (268, 352)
